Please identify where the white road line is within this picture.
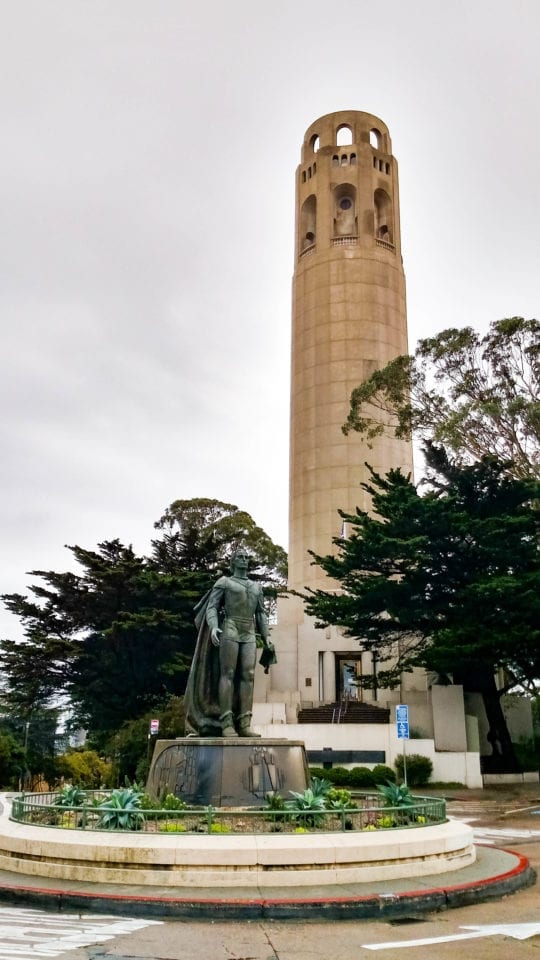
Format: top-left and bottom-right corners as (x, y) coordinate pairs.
(362, 922), (540, 950)
(363, 931), (496, 950)
(0, 908), (161, 959)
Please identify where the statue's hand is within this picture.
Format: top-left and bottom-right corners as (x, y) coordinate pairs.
(210, 628), (222, 647)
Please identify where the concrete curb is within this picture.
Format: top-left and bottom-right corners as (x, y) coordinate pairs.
(0, 847), (534, 920)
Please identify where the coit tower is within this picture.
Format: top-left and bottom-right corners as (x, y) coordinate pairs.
(288, 110), (413, 595)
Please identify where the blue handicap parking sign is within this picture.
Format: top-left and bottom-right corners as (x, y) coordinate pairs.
(396, 703), (409, 739)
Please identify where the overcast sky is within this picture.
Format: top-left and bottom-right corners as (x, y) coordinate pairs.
(1, 0), (539, 638)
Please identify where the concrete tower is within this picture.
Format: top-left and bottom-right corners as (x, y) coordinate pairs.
(259, 110), (414, 712)
(289, 110), (413, 595)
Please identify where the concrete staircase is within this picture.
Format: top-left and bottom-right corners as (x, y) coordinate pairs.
(297, 701), (390, 724)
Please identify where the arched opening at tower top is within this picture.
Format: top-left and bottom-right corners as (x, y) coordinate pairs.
(299, 194), (317, 252)
(333, 183), (357, 237)
(370, 128), (381, 149)
(336, 125), (353, 146)
(310, 134), (320, 153)
(374, 188), (393, 243)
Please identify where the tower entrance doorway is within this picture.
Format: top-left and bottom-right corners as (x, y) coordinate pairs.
(335, 654), (363, 701)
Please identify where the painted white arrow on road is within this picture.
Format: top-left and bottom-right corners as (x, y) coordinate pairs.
(362, 922), (540, 950)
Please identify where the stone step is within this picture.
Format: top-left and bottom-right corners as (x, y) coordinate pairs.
(297, 703), (390, 724)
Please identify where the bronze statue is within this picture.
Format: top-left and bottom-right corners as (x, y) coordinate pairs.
(184, 548), (276, 737)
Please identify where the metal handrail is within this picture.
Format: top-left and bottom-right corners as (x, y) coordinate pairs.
(9, 791), (446, 835)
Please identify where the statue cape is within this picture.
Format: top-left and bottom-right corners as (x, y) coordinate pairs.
(183, 590), (224, 737)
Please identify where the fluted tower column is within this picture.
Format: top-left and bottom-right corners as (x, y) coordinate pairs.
(289, 111), (413, 594)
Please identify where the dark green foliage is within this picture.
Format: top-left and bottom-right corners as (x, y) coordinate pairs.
(322, 766), (353, 786)
(304, 447), (540, 768)
(107, 696), (185, 784)
(371, 764), (396, 785)
(308, 766), (376, 788)
(347, 766), (377, 788)
(395, 753), (433, 786)
(153, 498), (287, 584)
(1, 499), (286, 741)
(344, 317), (539, 481)
(1, 541), (200, 734)
(512, 737), (540, 772)
(0, 728), (26, 788)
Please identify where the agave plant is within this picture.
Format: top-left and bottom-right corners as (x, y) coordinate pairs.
(54, 784), (87, 807)
(97, 787), (145, 831)
(285, 788), (327, 827)
(377, 781), (414, 808)
(309, 776), (332, 799)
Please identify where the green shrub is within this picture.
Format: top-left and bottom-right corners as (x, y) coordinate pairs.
(371, 764), (396, 785)
(348, 766), (375, 788)
(325, 766), (352, 785)
(376, 814), (396, 828)
(161, 792), (188, 811)
(264, 792), (288, 822)
(159, 822), (186, 833)
(395, 753), (433, 786)
(209, 822), (230, 833)
(513, 737), (540, 772)
(309, 765), (378, 788)
(327, 787), (355, 810)
(55, 750), (112, 789)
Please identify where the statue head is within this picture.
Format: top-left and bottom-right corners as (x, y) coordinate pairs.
(230, 547), (250, 575)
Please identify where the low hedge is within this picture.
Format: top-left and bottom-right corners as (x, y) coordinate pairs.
(310, 764), (396, 788)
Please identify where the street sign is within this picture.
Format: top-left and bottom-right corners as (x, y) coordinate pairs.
(149, 718), (159, 735)
(396, 704), (409, 739)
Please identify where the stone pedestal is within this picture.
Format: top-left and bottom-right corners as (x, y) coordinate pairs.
(146, 738), (310, 807)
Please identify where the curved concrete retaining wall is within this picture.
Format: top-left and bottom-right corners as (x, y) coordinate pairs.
(0, 803), (475, 888)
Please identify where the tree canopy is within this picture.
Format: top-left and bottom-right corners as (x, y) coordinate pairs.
(344, 317), (539, 480)
(153, 497), (287, 584)
(303, 446), (540, 767)
(0, 499), (286, 740)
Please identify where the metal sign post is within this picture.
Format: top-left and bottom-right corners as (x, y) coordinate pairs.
(396, 704), (409, 786)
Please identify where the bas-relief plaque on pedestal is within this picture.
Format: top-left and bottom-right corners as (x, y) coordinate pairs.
(146, 738), (310, 806)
